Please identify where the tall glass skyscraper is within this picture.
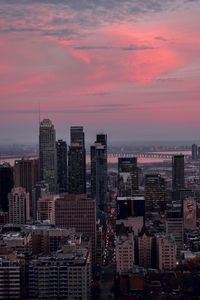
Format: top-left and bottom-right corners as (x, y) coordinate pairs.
(68, 126), (86, 194)
(56, 140), (67, 194)
(91, 133), (107, 211)
(39, 119), (57, 193)
(172, 155), (184, 191)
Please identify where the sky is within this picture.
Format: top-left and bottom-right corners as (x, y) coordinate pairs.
(0, 0), (200, 144)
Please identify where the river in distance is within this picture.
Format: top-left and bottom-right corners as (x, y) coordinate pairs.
(1, 151), (191, 166)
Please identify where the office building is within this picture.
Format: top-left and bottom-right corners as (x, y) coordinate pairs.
(192, 144), (198, 160)
(0, 259), (21, 300)
(32, 181), (49, 221)
(68, 126), (86, 194)
(29, 245), (91, 300)
(8, 187), (30, 225)
(14, 158), (38, 193)
(156, 235), (177, 271)
(0, 163), (14, 212)
(14, 158), (38, 217)
(145, 174), (166, 212)
(118, 157), (138, 197)
(91, 133), (107, 210)
(56, 139), (67, 193)
(39, 119), (57, 193)
(55, 194), (96, 260)
(166, 209), (184, 257)
(37, 195), (59, 225)
(172, 155), (184, 191)
(116, 233), (134, 273)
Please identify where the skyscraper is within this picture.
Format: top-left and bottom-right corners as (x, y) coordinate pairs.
(56, 140), (67, 193)
(14, 158), (38, 191)
(172, 155), (184, 191)
(68, 126), (86, 194)
(118, 157), (139, 197)
(14, 158), (38, 217)
(39, 119), (57, 193)
(91, 133), (107, 210)
(145, 174), (166, 212)
(0, 163), (14, 212)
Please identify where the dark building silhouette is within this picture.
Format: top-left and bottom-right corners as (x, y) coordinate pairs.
(68, 126), (86, 194)
(14, 158), (38, 217)
(118, 157), (139, 197)
(192, 144), (198, 160)
(14, 158), (38, 192)
(0, 163), (14, 212)
(145, 174), (166, 212)
(91, 133), (107, 210)
(39, 119), (57, 193)
(172, 155), (184, 191)
(56, 140), (67, 193)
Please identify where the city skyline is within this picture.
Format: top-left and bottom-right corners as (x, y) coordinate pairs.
(0, 0), (200, 143)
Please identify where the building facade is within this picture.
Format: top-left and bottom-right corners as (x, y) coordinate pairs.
(56, 139), (67, 193)
(118, 157), (138, 197)
(8, 187), (30, 225)
(39, 119), (57, 193)
(91, 134), (107, 210)
(68, 126), (86, 194)
(172, 155), (185, 191)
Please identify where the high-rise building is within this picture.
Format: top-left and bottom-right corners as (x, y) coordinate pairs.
(0, 259), (21, 300)
(0, 163), (14, 212)
(37, 195), (58, 225)
(118, 157), (138, 197)
(91, 133), (107, 210)
(70, 126), (85, 147)
(55, 195), (96, 260)
(68, 126), (86, 194)
(14, 158), (38, 193)
(166, 209), (184, 257)
(56, 140), (67, 193)
(39, 119), (57, 193)
(14, 158), (38, 217)
(172, 155), (184, 191)
(145, 174), (166, 212)
(29, 245), (91, 300)
(8, 187), (30, 225)
(192, 144), (198, 160)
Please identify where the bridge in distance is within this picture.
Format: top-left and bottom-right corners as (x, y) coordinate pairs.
(107, 152), (191, 159)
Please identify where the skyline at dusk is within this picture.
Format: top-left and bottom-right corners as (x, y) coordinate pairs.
(1, 0), (200, 143)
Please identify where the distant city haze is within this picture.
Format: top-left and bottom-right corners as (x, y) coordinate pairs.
(0, 0), (200, 143)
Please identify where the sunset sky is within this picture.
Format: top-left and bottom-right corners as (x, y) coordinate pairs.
(0, 0), (200, 144)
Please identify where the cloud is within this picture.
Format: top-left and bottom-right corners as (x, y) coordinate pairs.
(0, 0), (199, 39)
(154, 36), (168, 42)
(74, 45), (112, 50)
(121, 44), (154, 51)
